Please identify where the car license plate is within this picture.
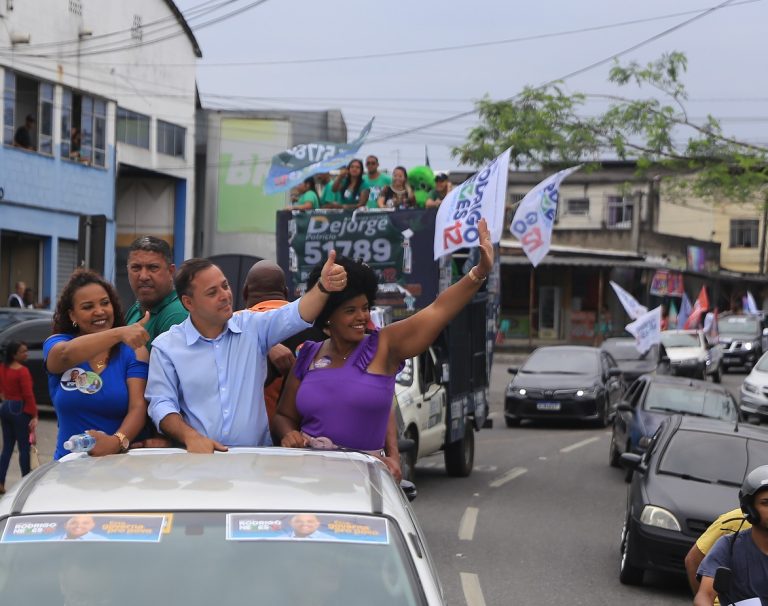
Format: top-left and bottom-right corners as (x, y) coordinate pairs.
(537, 401), (561, 411)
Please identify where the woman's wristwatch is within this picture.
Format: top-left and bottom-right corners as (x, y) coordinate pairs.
(113, 432), (129, 453)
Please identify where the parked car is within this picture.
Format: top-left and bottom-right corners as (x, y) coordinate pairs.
(0, 308), (53, 409)
(0, 448), (444, 605)
(609, 374), (740, 471)
(739, 350), (768, 423)
(395, 347), (448, 482)
(659, 329), (723, 382)
(618, 415), (768, 585)
(601, 338), (659, 382)
(504, 345), (624, 427)
(719, 313), (767, 372)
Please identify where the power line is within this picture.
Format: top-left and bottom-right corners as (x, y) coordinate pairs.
(51, 0), (760, 68)
(370, 0), (741, 144)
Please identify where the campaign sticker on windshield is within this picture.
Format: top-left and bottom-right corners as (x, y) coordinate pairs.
(1, 514), (167, 544)
(226, 513), (389, 544)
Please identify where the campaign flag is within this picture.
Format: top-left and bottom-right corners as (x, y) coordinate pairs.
(668, 300), (678, 329)
(744, 290), (760, 314)
(609, 281), (648, 320)
(433, 148), (511, 260)
(684, 286), (709, 329)
(626, 306), (662, 354)
(264, 118), (374, 194)
(509, 165), (582, 267)
(677, 293), (692, 330)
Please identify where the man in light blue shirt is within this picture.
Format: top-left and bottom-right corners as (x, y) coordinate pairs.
(146, 254), (348, 453)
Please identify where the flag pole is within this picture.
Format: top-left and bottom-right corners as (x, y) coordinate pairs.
(596, 269), (605, 346)
(529, 267), (535, 348)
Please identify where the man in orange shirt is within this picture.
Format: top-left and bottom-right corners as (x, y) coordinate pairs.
(242, 261), (320, 425)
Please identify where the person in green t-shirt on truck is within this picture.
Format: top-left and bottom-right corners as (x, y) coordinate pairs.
(292, 177), (321, 210)
(362, 155), (391, 209)
(124, 236), (188, 350)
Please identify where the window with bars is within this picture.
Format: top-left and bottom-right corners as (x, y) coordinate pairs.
(605, 195), (633, 229)
(117, 108), (150, 149)
(730, 219), (759, 248)
(157, 120), (186, 158)
(566, 198), (589, 215)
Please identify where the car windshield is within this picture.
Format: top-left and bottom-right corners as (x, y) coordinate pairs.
(658, 429), (768, 486)
(602, 340), (658, 362)
(642, 384), (738, 420)
(755, 354), (768, 372)
(0, 511), (426, 606)
(522, 349), (598, 374)
(660, 333), (700, 348)
(720, 316), (760, 336)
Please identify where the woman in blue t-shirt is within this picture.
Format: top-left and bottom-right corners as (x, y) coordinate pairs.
(44, 270), (151, 459)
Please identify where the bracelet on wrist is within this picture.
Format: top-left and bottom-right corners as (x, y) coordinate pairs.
(316, 279), (331, 294)
(468, 267), (487, 284)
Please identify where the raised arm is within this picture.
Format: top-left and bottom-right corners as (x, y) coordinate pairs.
(46, 312), (151, 374)
(381, 218), (493, 370)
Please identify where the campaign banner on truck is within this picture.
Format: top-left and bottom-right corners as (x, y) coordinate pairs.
(264, 118), (374, 194)
(433, 148), (510, 260)
(276, 209), (439, 320)
(509, 165), (582, 267)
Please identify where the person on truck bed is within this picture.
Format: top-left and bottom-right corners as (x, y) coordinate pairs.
(273, 218), (495, 482)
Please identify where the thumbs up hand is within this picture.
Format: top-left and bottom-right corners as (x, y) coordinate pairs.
(319, 250), (348, 293)
(120, 310), (151, 349)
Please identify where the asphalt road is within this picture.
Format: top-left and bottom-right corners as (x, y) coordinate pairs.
(4, 358), (749, 605)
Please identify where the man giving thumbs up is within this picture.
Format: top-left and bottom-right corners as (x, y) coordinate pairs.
(145, 252), (348, 453)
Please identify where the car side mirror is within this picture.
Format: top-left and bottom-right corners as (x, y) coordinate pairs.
(713, 567), (732, 597)
(763, 328), (768, 337)
(608, 368), (622, 378)
(507, 367), (518, 375)
(619, 452), (644, 473)
(616, 402), (632, 413)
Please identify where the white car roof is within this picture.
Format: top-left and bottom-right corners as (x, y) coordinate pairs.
(0, 448), (404, 517)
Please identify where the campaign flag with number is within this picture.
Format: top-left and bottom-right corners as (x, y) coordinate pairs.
(609, 281), (648, 320)
(264, 119), (374, 194)
(509, 165), (582, 267)
(626, 306), (662, 354)
(433, 148), (510, 260)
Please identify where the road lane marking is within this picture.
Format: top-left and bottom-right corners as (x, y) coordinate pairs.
(460, 572), (487, 606)
(458, 507), (479, 541)
(489, 466), (527, 488)
(560, 437), (600, 453)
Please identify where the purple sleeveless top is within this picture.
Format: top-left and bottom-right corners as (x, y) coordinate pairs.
(293, 331), (401, 451)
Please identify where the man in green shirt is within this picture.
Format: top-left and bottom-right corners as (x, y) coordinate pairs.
(124, 236), (188, 349)
(362, 155), (391, 208)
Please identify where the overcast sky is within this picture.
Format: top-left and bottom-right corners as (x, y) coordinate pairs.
(175, 0), (768, 172)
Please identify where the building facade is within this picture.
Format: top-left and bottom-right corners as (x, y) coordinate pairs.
(0, 0), (199, 308)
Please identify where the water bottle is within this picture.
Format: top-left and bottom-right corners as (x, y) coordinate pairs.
(63, 433), (96, 453)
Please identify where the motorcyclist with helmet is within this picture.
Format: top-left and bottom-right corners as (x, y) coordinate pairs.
(694, 465), (768, 605)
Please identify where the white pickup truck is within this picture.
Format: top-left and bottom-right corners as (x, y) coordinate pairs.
(395, 347), (476, 481)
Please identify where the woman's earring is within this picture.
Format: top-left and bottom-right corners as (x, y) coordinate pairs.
(326, 321), (330, 326)
(72, 321), (78, 328)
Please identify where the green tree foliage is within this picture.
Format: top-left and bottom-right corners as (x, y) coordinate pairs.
(454, 52), (768, 202)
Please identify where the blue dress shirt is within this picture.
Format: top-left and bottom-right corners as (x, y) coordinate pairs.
(146, 301), (310, 446)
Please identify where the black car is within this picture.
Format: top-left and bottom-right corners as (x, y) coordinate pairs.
(504, 345), (624, 427)
(610, 374), (739, 475)
(719, 314), (766, 372)
(0, 308), (53, 409)
(600, 338), (658, 382)
(618, 415), (768, 585)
